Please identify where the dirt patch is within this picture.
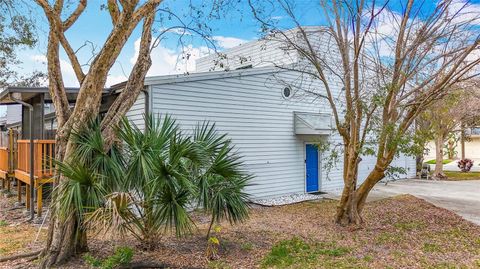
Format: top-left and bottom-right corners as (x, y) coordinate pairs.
(0, 189), (47, 265)
(1, 195), (480, 268)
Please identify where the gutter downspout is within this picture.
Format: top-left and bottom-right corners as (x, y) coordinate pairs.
(9, 93), (35, 220)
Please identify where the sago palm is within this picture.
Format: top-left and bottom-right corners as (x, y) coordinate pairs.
(53, 115), (251, 249)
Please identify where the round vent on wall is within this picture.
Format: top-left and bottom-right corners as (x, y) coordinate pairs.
(282, 87), (292, 99)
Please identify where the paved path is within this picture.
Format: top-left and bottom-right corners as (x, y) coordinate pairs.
(371, 179), (480, 225)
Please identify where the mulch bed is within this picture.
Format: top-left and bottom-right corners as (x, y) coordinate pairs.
(1, 194), (480, 268)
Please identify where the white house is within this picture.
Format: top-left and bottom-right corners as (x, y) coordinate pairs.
(123, 29), (417, 198)
(0, 28), (417, 199)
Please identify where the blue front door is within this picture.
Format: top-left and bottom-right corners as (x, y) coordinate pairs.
(305, 144), (319, 192)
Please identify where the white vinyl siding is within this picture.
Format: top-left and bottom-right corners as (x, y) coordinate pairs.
(6, 105), (22, 125)
(145, 68), (416, 198)
(196, 37), (299, 72)
(148, 70), (329, 197)
(125, 92), (146, 131)
(141, 27), (419, 198)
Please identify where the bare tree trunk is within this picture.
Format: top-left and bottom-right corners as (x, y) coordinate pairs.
(355, 167), (385, 213)
(335, 150), (362, 226)
(433, 134), (446, 178)
(36, 2), (159, 266)
(461, 123), (466, 159)
(39, 134), (88, 268)
(335, 183), (362, 225)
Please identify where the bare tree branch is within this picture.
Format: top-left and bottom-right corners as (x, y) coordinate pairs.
(63, 0), (87, 30)
(107, 0), (120, 24)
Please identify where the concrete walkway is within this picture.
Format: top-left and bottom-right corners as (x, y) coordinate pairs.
(370, 179), (480, 225)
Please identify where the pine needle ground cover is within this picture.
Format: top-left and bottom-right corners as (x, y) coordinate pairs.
(1, 195), (480, 268)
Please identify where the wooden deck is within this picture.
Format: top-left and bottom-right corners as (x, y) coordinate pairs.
(0, 147), (8, 179)
(0, 147), (9, 190)
(0, 130), (17, 191)
(14, 140), (56, 217)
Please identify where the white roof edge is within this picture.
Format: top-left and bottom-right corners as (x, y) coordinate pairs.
(143, 66), (283, 86)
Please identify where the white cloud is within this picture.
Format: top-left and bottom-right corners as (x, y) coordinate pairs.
(106, 74), (128, 87)
(30, 54), (79, 87)
(29, 34), (249, 88)
(448, 0), (480, 25)
(30, 54), (127, 87)
(130, 39), (210, 76)
(30, 54), (47, 63)
(366, 1), (480, 59)
(213, 36), (248, 49)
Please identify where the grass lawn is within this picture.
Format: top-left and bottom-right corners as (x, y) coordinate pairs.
(1, 195), (480, 268)
(425, 159), (453, 165)
(444, 171), (480, 181)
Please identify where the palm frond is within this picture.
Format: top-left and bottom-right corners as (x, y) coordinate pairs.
(85, 192), (141, 240)
(54, 160), (106, 222)
(55, 114), (251, 247)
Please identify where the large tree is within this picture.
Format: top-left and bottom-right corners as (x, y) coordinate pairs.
(0, 0), (38, 88)
(248, 0), (480, 225)
(34, 0), (218, 267)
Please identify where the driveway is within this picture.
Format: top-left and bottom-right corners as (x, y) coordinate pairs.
(370, 179), (480, 225)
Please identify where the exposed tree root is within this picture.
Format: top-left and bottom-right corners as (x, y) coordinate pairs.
(0, 250), (42, 263)
(432, 173), (448, 180)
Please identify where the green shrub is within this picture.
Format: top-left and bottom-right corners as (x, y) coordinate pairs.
(261, 237), (350, 268)
(57, 115), (251, 249)
(84, 246), (134, 269)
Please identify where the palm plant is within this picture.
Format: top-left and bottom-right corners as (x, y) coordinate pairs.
(53, 115), (251, 249)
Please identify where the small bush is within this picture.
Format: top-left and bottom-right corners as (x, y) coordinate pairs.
(0, 220), (8, 227)
(261, 237), (350, 268)
(84, 246), (134, 269)
(206, 225), (222, 260)
(458, 159), (474, 172)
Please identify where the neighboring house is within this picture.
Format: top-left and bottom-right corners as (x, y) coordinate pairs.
(0, 28), (417, 199)
(0, 87), (116, 140)
(463, 128), (480, 159)
(6, 105), (22, 126)
(424, 127), (480, 161)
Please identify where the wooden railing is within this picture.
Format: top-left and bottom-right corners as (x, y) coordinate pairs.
(17, 140), (56, 178)
(0, 147), (8, 173)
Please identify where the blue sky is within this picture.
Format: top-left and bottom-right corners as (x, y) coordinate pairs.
(16, 1), (266, 87)
(12, 0), (480, 88)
